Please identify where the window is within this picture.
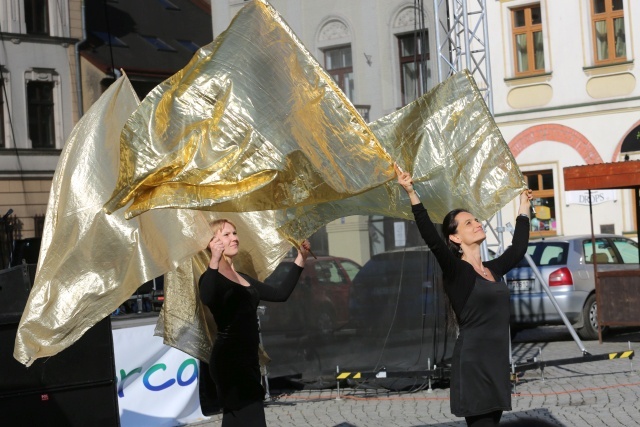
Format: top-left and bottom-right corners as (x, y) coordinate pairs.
(158, 0), (180, 10)
(0, 75), (5, 148)
(141, 35), (176, 52)
(314, 261), (345, 286)
(27, 80), (55, 148)
(0, 90), (4, 148)
(512, 4), (545, 76)
(591, 0), (626, 64)
(92, 31), (128, 48)
(584, 238), (619, 264)
(324, 46), (354, 101)
(525, 170), (556, 237)
(176, 39), (200, 53)
(612, 238), (638, 264)
(398, 32), (428, 106)
(24, 0), (49, 35)
(340, 260), (361, 281)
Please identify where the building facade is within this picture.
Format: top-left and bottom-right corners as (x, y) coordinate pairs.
(487, 0), (639, 240)
(0, 0), (213, 267)
(0, 0), (81, 266)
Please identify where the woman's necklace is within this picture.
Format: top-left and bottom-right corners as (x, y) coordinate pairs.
(463, 254), (487, 277)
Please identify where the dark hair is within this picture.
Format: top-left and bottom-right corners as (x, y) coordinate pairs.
(440, 208), (472, 334)
(441, 208), (470, 259)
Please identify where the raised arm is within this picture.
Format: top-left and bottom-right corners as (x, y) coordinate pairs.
(253, 240), (311, 302)
(487, 189), (533, 275)
(395, 163), (458, 274)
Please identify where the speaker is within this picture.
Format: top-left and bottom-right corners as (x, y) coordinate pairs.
(0, 263), (36, 325)
(0, 317), (120, 426)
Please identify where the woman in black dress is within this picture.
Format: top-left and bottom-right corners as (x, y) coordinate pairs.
(199, 219), (311, 426)
(396, 164), (532, 427)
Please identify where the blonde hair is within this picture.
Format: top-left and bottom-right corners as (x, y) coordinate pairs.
(210, 219), (236, 235)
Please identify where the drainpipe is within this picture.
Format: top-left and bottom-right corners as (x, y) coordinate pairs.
(74, 0), (86, 117)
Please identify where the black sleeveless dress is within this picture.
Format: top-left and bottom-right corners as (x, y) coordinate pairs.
(411, 202), (529, 417)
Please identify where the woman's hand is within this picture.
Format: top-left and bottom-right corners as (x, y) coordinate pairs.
(294, 239), (311, 267)
(518, 189), (534, 216)
(394, 163), (414, 193)
(394, 163), (421, 205)
(208, 235), (225, 269)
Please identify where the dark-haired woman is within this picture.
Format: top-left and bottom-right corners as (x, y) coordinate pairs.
(199, 219), (311, 426)
(396, 164), (532, 427)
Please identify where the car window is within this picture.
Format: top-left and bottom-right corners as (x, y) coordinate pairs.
(517, 242), (567, 266)
(315, 261), (345, 285)
(584, 238), (618, 264)
(340, 260), (361, 281)
(612, 238), (639, 264)
(539, 245), (565, 265)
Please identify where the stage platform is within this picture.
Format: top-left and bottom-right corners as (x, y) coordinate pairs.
(110, 311), (160, 329)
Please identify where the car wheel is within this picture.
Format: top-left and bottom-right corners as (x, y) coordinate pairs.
(316, 308), (335, 335)
(577, 294), (606, 340)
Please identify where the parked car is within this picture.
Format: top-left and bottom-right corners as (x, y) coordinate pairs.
(348, 246), (446, 333)
(261, 256), (361, 335)
(346, 246), (454, 372)
(507, 234), (639, 340)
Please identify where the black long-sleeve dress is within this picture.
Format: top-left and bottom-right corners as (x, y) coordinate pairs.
(198, 265), (303, 413)
(412, 203), (529, 417)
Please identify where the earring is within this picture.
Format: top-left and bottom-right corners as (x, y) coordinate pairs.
(458, 246), (463, 254)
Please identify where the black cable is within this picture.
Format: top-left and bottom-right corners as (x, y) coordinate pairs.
(102, 0), (118, 80)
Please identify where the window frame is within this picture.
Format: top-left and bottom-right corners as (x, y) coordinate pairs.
(590, 0), (626, 65)
(25, 69), (62, 149)
(323, 45), (354, 101)
(24, 0), (49, 36)
(397, 31), (429, 106)
(0, 67), (8, 149)
(511, 3), (546, 77)
(0, 0), (69, 36)
(524, 169), (557, 238)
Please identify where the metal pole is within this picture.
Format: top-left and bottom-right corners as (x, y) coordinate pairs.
(505, 223), (589, 355)
(256, 306), (271, 400)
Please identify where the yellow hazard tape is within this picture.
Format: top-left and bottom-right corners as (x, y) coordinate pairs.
(608, 351), (634, 360)
(337, 372), (361, 379)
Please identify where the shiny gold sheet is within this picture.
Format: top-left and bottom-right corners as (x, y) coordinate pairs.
(276, 70), (525, 244)
(15, 0), (525, 366)
(104, 0), (393, 219)
(13, 75), (212, 366)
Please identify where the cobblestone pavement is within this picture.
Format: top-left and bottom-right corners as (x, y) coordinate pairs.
(188, 326), (640, 426)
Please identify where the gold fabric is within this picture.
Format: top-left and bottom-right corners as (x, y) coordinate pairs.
(15, 0), (525, 366)
(13, 75), (212, 366)
(276, 71), (525, 244)
(103, 0), (393, 219)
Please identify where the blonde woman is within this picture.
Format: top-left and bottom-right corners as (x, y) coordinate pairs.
(199, 219), (311, 426)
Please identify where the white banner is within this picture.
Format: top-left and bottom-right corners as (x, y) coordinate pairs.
(112, 324), (210, 427)
(565, 189), (617, 206)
